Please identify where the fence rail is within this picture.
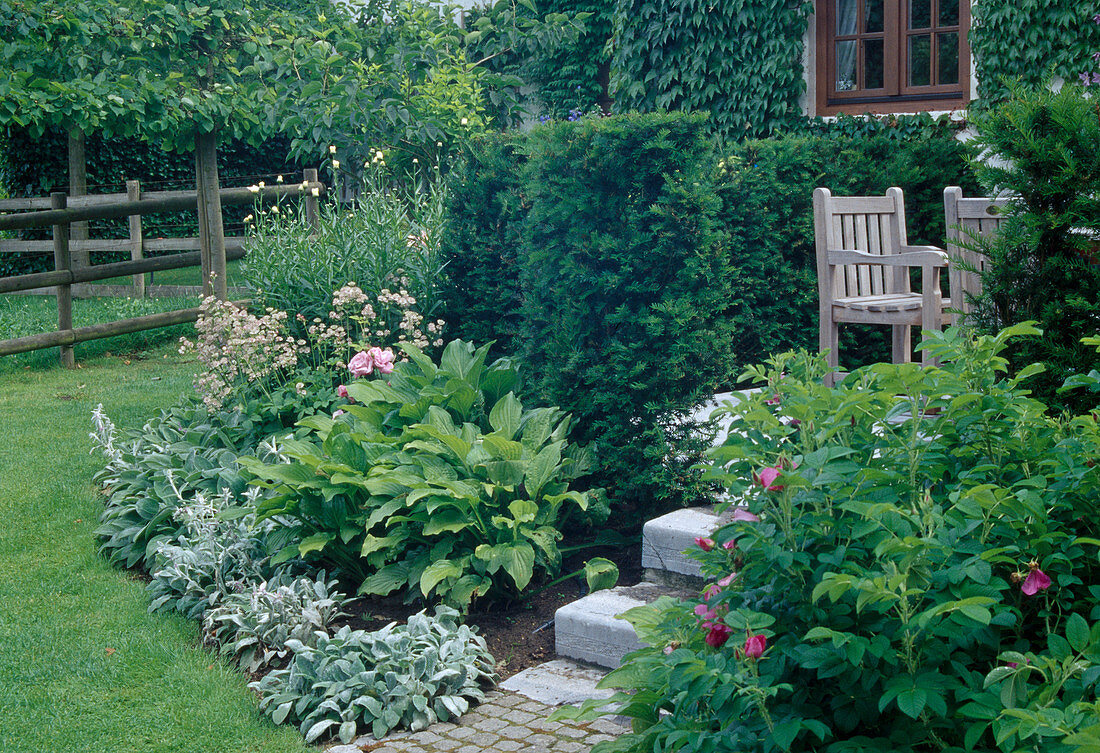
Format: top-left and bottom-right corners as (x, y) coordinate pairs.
(0, 169), (323, 365)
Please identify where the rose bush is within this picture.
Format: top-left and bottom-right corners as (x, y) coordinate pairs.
(557, 325), (1100, 753)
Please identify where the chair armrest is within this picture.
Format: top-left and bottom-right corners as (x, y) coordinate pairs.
(828, 249), (949, 267)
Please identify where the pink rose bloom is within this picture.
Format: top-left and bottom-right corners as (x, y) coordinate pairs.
(703, 584), (721, 600)
(368, 346), (396, 375)
(743, 633), (767, 659)
(695, 537), (715, 552)
(337, 384), (351, 400)
(730, 508), (760, 523)
(1021, 568), (1051, 596)
(717, 572), (736, 587)
(694, 604), (717, 621)
(348, 350), (374, 377)
(705, 623), (732, 648)
(756, 466), (783, 491)
(333, 409), (345, 417)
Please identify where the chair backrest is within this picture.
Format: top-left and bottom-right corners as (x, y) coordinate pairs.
(813, 186), (910, 302)
(943, 186), (1010, 316)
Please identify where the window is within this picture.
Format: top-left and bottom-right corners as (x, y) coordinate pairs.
(816, 0), (970, 114)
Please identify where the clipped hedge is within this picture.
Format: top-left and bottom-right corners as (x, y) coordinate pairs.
(440, 114), (980, 516)
(519, 113), (736, 515)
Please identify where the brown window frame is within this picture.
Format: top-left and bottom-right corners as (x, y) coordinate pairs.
(816, 0), (970, 115)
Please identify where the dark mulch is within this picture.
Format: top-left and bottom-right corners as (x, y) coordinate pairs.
(340, 542), (643, 679)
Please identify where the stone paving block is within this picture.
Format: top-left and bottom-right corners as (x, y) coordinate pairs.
(555, 743), (586, 753)
(502, 709), (537, 725)
(531, 719), (563, 732)
(495, 740), (524, 751)
(587, 719), (628, 735)
(475, 717), (510, 733)
(432, 739), (461, 751)
(324, 746), (359, 753)
(455, 745), (481, 753)
(500, 659), (614, 706)
(587, 735), (616, 744)
(555, 726), (588, 740)
(525, 733), (556, 747)
(409, 731), (443, 745)
(467, 732), (502, 747)
(450, 726), (477, 740)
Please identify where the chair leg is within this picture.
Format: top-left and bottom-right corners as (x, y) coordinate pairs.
(821, 319), (839, 387)
(891, 325), (911, 364)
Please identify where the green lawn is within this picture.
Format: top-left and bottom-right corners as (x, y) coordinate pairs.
(0, 344), (310, 753)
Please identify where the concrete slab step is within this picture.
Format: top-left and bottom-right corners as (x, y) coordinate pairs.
(554, 582), (690, 669)
(641, 506), (721, 587)
(499, 659), (615, 706)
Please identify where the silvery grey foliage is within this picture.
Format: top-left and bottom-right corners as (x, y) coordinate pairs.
(203, 573), (349, 673)
(146, 491), (272, 620)
(252, 606), (497, 744)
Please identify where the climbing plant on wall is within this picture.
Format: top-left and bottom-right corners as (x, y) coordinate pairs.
(609, 0), (813, 142)
(970, 0), (1100, 103)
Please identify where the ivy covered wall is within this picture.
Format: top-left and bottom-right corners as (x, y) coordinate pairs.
(971, 0), (1100, 103)
(609, 0), (814, 141)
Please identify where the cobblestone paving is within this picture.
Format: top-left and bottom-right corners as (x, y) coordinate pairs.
(324, 690), (624, 753)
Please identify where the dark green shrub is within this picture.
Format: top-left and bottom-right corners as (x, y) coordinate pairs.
(519, 112), (736, 515)
(559, 325), (1100, 753)
(967, 84), (1100, 412)
(438, 132), (527, 358)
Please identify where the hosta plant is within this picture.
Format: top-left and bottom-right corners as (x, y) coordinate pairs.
(240, 340), (603, 609)
(557, 325), (1100, 753)
(252, 606), (496, 744)
(203, 573), (349, 674)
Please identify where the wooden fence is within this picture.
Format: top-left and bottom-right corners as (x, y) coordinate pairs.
(0, 169), (324, 366)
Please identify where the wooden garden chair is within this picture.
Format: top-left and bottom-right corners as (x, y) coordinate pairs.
(943, 186), (1010, 321)
(814, 186), (949, 386)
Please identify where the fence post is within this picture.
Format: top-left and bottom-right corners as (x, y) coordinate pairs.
(195, 130), (227, 300)
(68, 129), (90, 269)
(126, 180), (145, 298)
(303, 168), (320, 232)
(51, 192), (74, 367)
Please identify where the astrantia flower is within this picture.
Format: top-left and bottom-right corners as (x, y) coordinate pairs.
(743, 633), (767, 659)
(1021, 568), (1051, 596)
(695, 537), (715, 551)
(705, 623), (732, 648)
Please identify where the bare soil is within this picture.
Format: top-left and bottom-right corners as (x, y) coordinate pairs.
(341, 542), (643, 679)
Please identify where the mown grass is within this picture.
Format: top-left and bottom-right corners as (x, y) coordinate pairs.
(0, 343), (309, 753)
(0, 294), (198, 373)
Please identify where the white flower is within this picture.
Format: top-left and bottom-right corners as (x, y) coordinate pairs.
(276, 174), (284, 183)
(243, 214), (254, 223)
(311, 187), (320, 197)
(332, 159), (340, 170)
(258, 181), (265, 188)
(248, 185), (260, 194)
(461, 117), (468, 125)
(412, 158), (419, 164)
(329, 145), (337, 154)
(270, 205), (279, 214)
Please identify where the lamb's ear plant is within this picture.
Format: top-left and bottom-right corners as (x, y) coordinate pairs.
(203, 573), (349, 674)
(241, 340), (603, 609)
(556, 324), (1100, 753)
(252, 606), (497, 744)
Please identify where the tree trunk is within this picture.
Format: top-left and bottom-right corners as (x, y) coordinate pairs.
(67, 129), (89, 268)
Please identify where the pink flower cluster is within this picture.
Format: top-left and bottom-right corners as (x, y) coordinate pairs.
(348, 347), (396, 377)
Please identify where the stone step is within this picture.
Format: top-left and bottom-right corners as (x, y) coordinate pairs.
(499, 659), (616, 706)
(554, 582), (690, 669)
(641, 506), (722, 588)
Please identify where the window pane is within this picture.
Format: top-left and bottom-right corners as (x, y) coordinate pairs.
(864, 38), (884, 89)
(865, 0), (884, 33)
(909, 0), (931, 29)
(938, 32), (959, 84)
(837, 0), (858, 35)
(836, 40), (857, 90)
(909, 35), (931, 86)
(939, 0), (959, 27)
